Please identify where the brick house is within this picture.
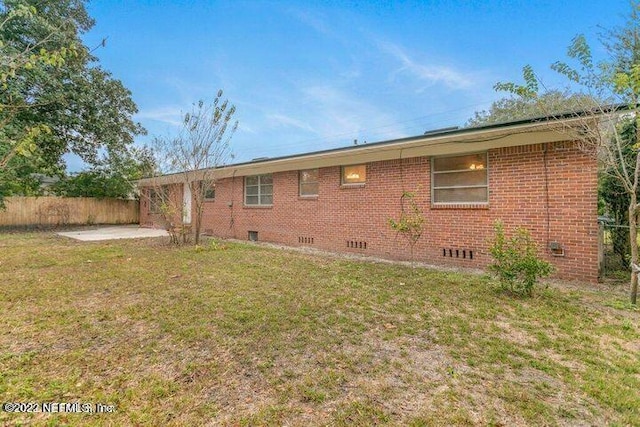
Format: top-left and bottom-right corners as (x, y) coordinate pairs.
(138, 116), (598, 282)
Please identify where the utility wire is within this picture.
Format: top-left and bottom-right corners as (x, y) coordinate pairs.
(237, 99), (498, 157)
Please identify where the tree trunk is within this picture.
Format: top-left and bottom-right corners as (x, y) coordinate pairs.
(190, 181), (201, 246)
(629, 196), (638, 305)
(194, 204), (201, 245)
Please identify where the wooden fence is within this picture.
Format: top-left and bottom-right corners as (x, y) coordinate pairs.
(0, 196), (139, 227)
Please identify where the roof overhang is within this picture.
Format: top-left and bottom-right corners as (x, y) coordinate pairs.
(137, 115), (595, 186)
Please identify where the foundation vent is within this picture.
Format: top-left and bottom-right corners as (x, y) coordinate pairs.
(442, 248), (473, 260)
(248, 231), (258, 241)
(204, 228), (214, 235)
(298, 237), (314, 244)
(347, 240), (367, 249)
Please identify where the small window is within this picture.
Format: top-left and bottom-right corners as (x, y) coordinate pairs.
(432, 153), (488, 204)
(149, 187), (166, 213)
(299, 169), (319, 196)
(341, 164), (366, 185)
(204, 186), (215, 201)
(201, 180), (215, 200)
(245, 174), (273, 206)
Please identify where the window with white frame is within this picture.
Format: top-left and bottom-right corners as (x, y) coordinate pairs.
(299, 169), (319, 196)
(341, 164), (366, 185)
(245, 174), (273, 206)
(432, 153), (488, 204)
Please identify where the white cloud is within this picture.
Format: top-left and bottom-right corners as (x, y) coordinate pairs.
(266, 113), (315, 132)
(300, 84), (410, 143)
(162, 76), (209, 103)
(339, 68), (361, 79)
(229, 83), (411, 160)
(378, 40), (473, 90)
(290, 9), (335, 38)
(236, 122), (257, 135)
(136, 106), (184, 127)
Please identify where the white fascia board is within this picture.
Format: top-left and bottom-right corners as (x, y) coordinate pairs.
(138, 119), (583, 186)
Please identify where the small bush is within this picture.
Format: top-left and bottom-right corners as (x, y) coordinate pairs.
(207, 238), (227, 251)
(388, 190), (425, 263)
(488, 221), (554, 296)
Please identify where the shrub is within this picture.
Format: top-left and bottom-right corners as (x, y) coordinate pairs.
(488, 221), (554, 296)
(388, 191), (425, 263)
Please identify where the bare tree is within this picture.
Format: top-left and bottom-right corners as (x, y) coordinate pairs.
(495, 4), (640, 304)
(141, 184), (187, 244)
(151, 91), (238, 245)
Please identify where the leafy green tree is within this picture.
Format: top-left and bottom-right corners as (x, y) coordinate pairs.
(494, 3), (640, 304)
(53, 146), (156, 199)
(0, 0), (145, 204)
(600, 121), (639, 269)
(467, 90), (597, 127)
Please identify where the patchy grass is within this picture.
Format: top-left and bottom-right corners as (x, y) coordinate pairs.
(0, 232), (638, 426)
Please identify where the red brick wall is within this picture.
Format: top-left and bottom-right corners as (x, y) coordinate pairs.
(142, 142), (599, 282)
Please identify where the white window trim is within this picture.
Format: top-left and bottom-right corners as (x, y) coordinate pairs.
(299, 169), (319, 197)
(244, 174), (273, 206)
(431, 152), (489, 205)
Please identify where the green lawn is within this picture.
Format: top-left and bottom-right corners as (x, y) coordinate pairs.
(0, 232), (638, 426)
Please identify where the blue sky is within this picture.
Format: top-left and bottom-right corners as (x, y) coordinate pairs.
(71, 0), (630, 170)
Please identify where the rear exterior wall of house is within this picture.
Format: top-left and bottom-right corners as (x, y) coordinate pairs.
(140, 141), (598, 282)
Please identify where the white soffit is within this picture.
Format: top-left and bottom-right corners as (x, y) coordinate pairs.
(140, 119), (581, 185)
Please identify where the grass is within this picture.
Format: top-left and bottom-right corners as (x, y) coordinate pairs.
(0, 232), (638, 426)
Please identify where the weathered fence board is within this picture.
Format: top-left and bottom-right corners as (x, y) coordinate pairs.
(0, 197), (139, 227)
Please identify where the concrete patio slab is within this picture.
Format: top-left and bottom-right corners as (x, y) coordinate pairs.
(57, 225), (168, 241)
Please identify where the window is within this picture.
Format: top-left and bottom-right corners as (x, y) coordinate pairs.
(432, 153), (488, 204)
(198, 180), (216, 202)
(299, 169), (319, 196)
(341, 164), (366, 185)
(203, 182), (216, 201)
(149, 188), (165, 213)
(245, 174), (273, 206)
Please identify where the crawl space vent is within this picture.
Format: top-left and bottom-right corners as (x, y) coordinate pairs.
(347, 240), (367, 249)
(442, 248), (473, 260)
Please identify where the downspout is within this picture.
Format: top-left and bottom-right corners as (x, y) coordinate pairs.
(543, 143), (551, 249)
(230, 169), (237, 237)
(399, 148), (406, 195)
